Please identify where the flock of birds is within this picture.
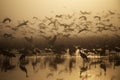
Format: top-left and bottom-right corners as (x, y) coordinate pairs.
(0, 10), (120, 48)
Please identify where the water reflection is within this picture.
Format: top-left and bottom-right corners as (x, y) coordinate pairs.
(0, 55), (120, 80)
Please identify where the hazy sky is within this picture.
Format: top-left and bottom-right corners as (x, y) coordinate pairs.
(0, 0), (120, 20)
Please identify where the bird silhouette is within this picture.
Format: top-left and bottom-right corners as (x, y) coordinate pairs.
(67, 14), (73, 19)
(3, 33), (14, 39)
(48, 35), (57, 46)
(78, 28), (88, 33)
(32, 59), (40, 72)
(19, 64), (28, 77)
(100, 62), (106, 75)
(45, 16), (53, 21)
(32, 16), (39, 20)
(48, 19), (58, 28)
(59, 22), (74, 28)
(46, 73), (53, 78)
(79, 66), (88, 77)
(38, 23), (46, 29)
(80, 11), (91, 15)
(2, 18), (11, 23)
(16, 20), (28, 28)
(41, 35), (52, 40)
(79, 51), (88, 61)
(94, 16), (101, 21)
(108, 10), (115, 15)
(19, 54), (26, 62)
(24, 36), (33, 43)
(79, 16), (87, 20)
(55, 14), (63, 18)
(62, 34), (71, 38)
(58, 70), (66, 74)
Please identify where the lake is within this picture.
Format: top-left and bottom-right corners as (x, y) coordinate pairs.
(0, 55), (120, 80)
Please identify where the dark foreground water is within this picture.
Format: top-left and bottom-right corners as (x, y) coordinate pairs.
(0, 55), (120, 80)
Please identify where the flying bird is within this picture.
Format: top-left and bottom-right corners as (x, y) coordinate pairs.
(46, 73), (54, 78)
(59, 22), (74, 28)
(41, 35), (52, 40)
(62, 34), (71, 38)
(48, 19), (58, 28)
(78, 28), (88, 33)
(3, 33), (14, 39)
(94, 16), (101, 21)
(16, 20), (29, 27)
(32, 16), (39, 20)
(108, 10), (115, 15)
(45, 16), (53, 21)
(55, 14), (63, 18)
(2, 18), (11, 23)
(48, 35), (57, 46)
(24, 36), (33, 43)
(79, 16), (87, 20)
(80, 11), (91, 15)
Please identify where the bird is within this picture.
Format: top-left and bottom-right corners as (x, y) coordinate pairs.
(19, 64), (28, 77)
(108, 10), (115, 15)
(59, 22), (74, 28)
(16, 20), (28, 28)
(41, 35), (52, 40)
(100, 62), (106, 75)
(32, 59), (39, 71)
(45, 16), (53, 21)
(67, 14), (73, 19)
(38, 23), (46, 29)
(79, 16), (87, 20)
(79, 51), (88, 61)
(11, 27), (18, 31)
(80, 11), (91, 15)
(48, 35), (57, 46)
(94, 16), (101, 21)
(79, 66), (88, 76)
(32, 16), (39, 20)
(55, 14), (63, 18)
(69, 58), (76, 72)
(48, 19), (58, 28)
(3, 33), (14, 39)
(2, 18), (11, 23)
(78, 28), (88, 33)
(58, 70), (65, 74)
(46, 73), (54, 78)
(19, 54), (26, 62)
(24, 36), (33, 43)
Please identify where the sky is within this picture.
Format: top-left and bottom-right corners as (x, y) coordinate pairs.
(0, 0), (120, 20)
(0, 0), (120, 48)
